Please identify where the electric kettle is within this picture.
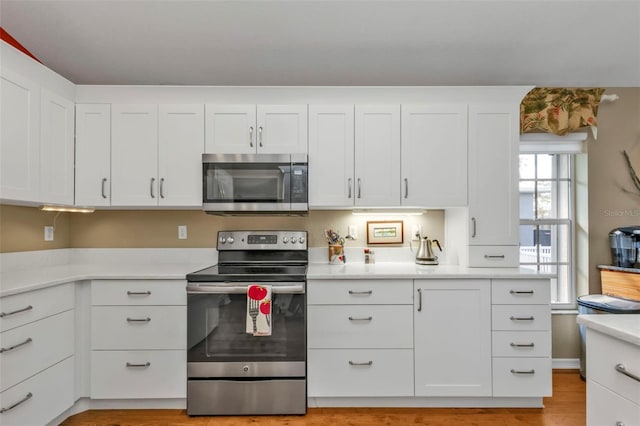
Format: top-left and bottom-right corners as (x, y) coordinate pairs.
(415, 236), (442, 265)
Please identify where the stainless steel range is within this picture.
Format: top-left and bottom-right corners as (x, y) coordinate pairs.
(186, 230), (307, 416)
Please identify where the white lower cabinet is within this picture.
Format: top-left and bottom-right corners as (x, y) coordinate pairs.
(90, 280), (187, 399)
(0, 356), (74, 426)
(492, 357), (552, 397)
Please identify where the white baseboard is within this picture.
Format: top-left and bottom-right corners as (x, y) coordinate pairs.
(552, 358), (580, 369)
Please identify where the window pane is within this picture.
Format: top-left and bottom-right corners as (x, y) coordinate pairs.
(519, 225), (536, 255)
(519, 155), (536, 179)
(519, 185), (535, 219)
(536, 154), (553, 179)
(536, 181), (552, 219)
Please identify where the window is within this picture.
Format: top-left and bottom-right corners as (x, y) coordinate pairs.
(519, 153), (574, 307)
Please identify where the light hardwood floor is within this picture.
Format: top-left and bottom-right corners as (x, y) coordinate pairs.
(62, 371), (585, 426)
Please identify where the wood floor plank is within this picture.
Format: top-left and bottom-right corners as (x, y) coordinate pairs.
(61, 371), (585, 426)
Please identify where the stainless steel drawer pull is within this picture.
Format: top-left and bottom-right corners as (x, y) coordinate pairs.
(258, 126), (263, 147)
(404, 178), (409, 198)
(348, 178), (352, 198)
(510, 342), (535, 348)
(159, 177), (165, 199)
(510, 316), (535, 321)
(510, 369), (535, 375)
(348, 290), (373, 295)
(357, 178), (362, 198)
(471, 217), (477, 238)
(126, 362), (151, 368)
(615, 363), (640, 383)
(127, 291), (152, 296)
(0, 337), (33, 353)
(150, 177), (156, 198)
(126, 317), (151, 322)
(249, 126), (254, 147)
(349, 360), (373, 366)
(0, 305), (33, 318)
(484, 254), (506, 259)
(510, 290), (534, 295)
(348, 316), (373, 321)
(417, 288), (423, 312)
(101, 177), (108, 198)
(0, 392), (32, 413)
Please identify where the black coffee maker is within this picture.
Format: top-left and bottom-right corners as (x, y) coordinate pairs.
(609, 226), (640, 268)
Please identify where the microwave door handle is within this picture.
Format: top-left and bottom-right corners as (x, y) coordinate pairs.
(187, 284), (305, 294)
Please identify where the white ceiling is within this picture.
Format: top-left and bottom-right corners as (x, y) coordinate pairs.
(1, 0), (639, 87)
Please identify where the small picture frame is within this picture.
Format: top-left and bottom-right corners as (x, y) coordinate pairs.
(366, 220), (404, 245)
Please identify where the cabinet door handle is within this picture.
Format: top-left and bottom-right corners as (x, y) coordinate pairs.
(0, 337), (33, 353)
(159, 178), (165, 199)
(348, 316), (372, 321)
(404, 178), (409, 198)
(126, 317), (151, 323)
(349, 360), (373, 366)
(258, 126), (263, 147)
(126, 362), (151, 368)
(150, 177), (156, 198)
(417, 288), (423, 312)
(510, 342), (535, 348)
(348, 178), (352, 199)
(510, 369), (535, 375)
(101, 177), (108, 199)
(249, 126), (254, 147)
(510, 290), (534, 295)
(0, 392), (32, 413)
(127, 291), (151, 296)
(485, 254), (506, 259)
(357, 178), (361, 198)
(348, 290), (373, 295)
(0, 305), (33, 318)
(510, 316), (535, 321)
(471, 217), (477, 238)
(615, 363), (640, 383)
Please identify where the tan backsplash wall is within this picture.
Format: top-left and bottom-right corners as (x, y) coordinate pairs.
(0, 206), (444, 252)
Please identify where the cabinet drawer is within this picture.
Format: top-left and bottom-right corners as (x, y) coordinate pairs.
(468, 246), (519, 267)
(91, 306), (186, 350)
(492, 357), (552, 397)
(308, 348), (413, 397)
(1, 310), (74, 392)
(0, 356), (74, 426)
(307, 305), (413, 349)
(587, 379), (640, 426)
(307, 280), (413, 305)
(91, 350), (186, 399)
(492, 331), (551, 358)
(0, 283), (74, 332)
(492, 279), (550, 305)
(492, 305), (550, 331)
(91, 280), (187, 306)
(587, 329), (640, 405)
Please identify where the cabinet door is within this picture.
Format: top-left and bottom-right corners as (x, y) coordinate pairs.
(414, 279), (492, 396)
(111, 104), (159, 206)
(468, 104), (519, 246)
(39, 88), (75, 205)
(401, 104), (467, 207)
(0, 69), (40, 202)
(257, 105), (308, 154)
(205, 104), (256, 154)
(354, 105), (401, 207)
(75, 104), (111, 206)
(158, 104), (204, 206)
(308, 105), (354, 208)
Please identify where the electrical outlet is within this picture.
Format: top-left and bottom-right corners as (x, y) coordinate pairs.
(44, 226), (54, 241)
(411, 225), (421, 241)
(178, 225), (188, 240)
(348, 225), (358, 240)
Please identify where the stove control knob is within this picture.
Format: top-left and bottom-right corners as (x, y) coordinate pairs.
(290, 236), (297, 243)
(219, 237), (226, 244)
(242, 365), (249, 373)
(282, 236), (289, 243)
(227, 236), (234, 244)
(299, 236), (306, 244)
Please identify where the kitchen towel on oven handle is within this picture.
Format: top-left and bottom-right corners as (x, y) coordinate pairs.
(246, 284), (272, 336)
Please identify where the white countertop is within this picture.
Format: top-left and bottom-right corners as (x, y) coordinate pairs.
(577, 314), (640, 346)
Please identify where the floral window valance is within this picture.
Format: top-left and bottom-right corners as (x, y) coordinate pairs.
(520, 88), (605, 137)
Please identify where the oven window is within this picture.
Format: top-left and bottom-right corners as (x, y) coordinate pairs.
(204, 164), (290, 203)
(187, 293), (305, 363)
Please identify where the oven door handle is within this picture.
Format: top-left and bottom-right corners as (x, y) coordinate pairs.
(187, 284), (305, 294)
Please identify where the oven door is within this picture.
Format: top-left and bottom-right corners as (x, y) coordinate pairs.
(186, 282), (306, 378)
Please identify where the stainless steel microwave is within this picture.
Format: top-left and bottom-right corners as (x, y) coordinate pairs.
(202, 153), (308, 215)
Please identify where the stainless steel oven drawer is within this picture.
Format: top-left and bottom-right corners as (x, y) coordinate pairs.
(187, 378), (306, 415)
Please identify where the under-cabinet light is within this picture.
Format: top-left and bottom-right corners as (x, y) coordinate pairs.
(40, 205), (95, 213)
(351, 209), (425, 216)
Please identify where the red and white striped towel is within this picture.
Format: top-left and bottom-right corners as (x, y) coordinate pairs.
(246, 284), (272, 336)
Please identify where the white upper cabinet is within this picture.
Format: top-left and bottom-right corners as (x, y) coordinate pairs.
(75, 104), (111, 206)
(205, 104), (307, 154)
(354, 105), (401, 207)
(111, 104), (159, 206)
(158, 104), (204, 206)
(401, 104), (468, 207)
(308, 105), (355, 208)
(39, 88), (75, 205)
(0, 69), (40, 203)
